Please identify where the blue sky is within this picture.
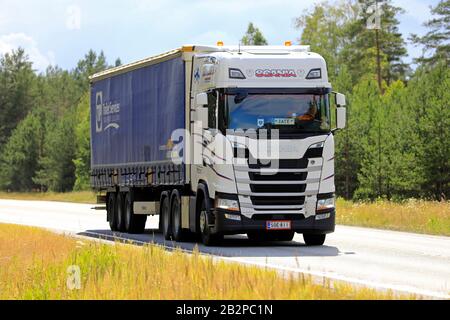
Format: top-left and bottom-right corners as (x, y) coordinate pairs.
(0, 0), (439, 72)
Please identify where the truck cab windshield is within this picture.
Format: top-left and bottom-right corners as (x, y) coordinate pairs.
(221, 90), (331, 134)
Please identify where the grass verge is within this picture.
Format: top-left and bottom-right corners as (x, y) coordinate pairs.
(0, 191), (96, 204)
(0, 223), (413, 300)
(336, 198), (450, 236)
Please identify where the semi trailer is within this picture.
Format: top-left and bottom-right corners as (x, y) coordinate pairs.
(90, 43), (347, 246)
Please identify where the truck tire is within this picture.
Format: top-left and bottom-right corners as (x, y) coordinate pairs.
(161, 195), (172, 240)
(171, 190), (185, 242)
(107, 193), (118, 231)
(124, 192), (147, 234)
(116, 192), (126, 232)
(198, 196), (222, 246)
(303, 234), (326, 246)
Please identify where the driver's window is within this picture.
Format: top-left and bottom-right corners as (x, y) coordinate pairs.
(207, 91), (217, 129)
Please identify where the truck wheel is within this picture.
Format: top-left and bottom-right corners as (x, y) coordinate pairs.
(303, 234), (326, 246)
(116, 192), (126, 232)
(171, 190), (185, 242)
(124, 192), (147, 234)
(199, 198), (222, 246)
(161, 195), (172, 240)
(107, 193), (118, 231)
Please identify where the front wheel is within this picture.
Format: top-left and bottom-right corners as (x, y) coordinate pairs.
(199, 199), (222, 246)
(303, 234), (326, 246)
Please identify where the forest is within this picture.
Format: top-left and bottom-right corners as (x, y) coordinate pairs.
(0, 0), (448, 201)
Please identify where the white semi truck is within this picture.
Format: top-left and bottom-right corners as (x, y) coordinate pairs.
(90, 43), (347, 246)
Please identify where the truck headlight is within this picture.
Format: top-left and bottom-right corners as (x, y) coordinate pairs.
(215, 198), (240, 212)
(317, 197), (335, 211)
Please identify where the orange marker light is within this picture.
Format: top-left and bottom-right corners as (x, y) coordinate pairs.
(285, 41), (292, 46)
(217, 41), (224, 47)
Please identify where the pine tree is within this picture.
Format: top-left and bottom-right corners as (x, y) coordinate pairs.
(73, 93), (91, 190)
(341, 0), (409, 89)
(241, 23), (268, 45)
(350, 79), (383, 199)
(295, 1), (358, 84)
(33, 110), (77, 192)
(0, 109), (46, 191)
(0, 48), (36, 149)
(72, 50), (108, 93)
(411, 0), (450, 66)
(408, 62), (450, 200)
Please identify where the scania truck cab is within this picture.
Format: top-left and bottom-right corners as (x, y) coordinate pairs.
(90, 44), (346, 246)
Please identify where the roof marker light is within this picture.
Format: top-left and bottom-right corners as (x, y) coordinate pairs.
(229, 68), (246, 79)
(284, 41), (292, 46)
(217, 41), (224, 46)
(306, 68), (322, 79)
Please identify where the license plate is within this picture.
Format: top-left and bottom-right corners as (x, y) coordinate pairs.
(266, 220), (291, 230)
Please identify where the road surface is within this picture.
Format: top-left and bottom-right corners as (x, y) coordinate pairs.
(0, 199), (449, 299)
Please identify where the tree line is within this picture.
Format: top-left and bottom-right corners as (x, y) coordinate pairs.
(0, 0), (448, 200)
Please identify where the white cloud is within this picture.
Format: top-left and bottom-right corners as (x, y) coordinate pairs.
(66, 5), (82, 30)
(0, 33), (56, 71)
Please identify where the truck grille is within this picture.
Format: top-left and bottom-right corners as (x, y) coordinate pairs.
(248, 158), (309, 169)
(250, 184), (307, 193)
(248, 157), (309, 208)
(250, 196), (305, 206)
(249, 172), (307, 181)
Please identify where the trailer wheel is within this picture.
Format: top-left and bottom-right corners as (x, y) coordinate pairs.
(124, 192), (147, 234)
(116, 192), (126, 232)
(198, 197), (222, 246)
(161, 195), (172, 240)
(171, 190), (185, 242)
(303, 234), (326, 246)
(107, 193), (118, 231)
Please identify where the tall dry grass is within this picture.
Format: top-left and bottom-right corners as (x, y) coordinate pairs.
(0, 223), (413, 300)
(336, 199), (450, 236)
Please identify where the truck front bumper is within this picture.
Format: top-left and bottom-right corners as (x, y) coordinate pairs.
(212, 209), (335, 235)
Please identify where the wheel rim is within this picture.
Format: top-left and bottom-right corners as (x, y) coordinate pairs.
(199, 210), (207, 234)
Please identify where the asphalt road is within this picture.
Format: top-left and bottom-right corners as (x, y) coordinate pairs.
(0, 199), (449, 299)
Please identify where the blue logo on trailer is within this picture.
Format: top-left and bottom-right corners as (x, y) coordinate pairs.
(194, 67), (201, 82)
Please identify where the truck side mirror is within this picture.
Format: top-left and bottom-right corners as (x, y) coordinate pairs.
(196, 93), (208, 107)
(335, 93), (346, 107)
(336, 107), (346, 129)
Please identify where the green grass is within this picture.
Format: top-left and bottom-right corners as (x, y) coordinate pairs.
(0, 223), (414, 300)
